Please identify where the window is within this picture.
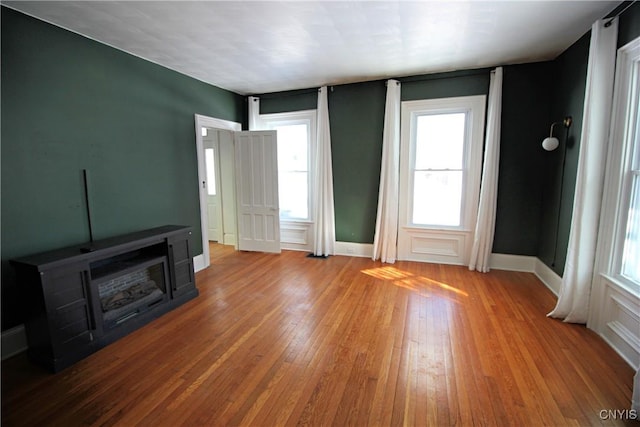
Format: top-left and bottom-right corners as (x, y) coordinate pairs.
(402, 96), (485, 231)
(205, 148), (216, 196)
(413, 112), (466, 226)
(590, 37), (640, 365)
(260, 110), (316, 221)
(617, 70), (640, 287)
(602, 37), (640, 292)
(397, 95), (485, 264)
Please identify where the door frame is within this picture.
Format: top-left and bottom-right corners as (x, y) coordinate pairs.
(194, 114), (241, 271)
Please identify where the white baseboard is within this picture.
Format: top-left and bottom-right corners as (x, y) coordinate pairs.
(486, 253), (561, 296)
(2, 324), (27, 360)
(533, 258), (562, 296)
(334, 241), (373, 258)
(489, 253), (536, 272)
(193, 254), (207, 273)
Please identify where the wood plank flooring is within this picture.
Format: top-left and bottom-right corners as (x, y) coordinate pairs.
(2, 244), (637, 426)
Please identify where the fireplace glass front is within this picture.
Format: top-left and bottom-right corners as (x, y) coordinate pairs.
(91, 251), (168, 329)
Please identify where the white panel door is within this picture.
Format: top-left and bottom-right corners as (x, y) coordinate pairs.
(234, 131), (281, 253)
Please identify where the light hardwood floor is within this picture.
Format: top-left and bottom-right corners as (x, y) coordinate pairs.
(2, 244), (637, 426)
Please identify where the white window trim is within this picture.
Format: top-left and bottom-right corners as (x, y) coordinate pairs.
(398, 95), (486, 265)
(400, 96), (486, 232)
(588, 36), (640, 372)
(260, 109), (317, 224)
(596, 37), (640, 296)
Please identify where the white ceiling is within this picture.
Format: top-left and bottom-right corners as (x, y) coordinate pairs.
(3, 1), (620, 95)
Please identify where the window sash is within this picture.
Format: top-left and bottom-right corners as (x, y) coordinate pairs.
(278, 170), (309, 220)
(407, 108), (474, 230)
(412, 170), (463, 227)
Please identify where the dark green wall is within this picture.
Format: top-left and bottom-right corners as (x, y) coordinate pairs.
(259, 89), (318, 115)
(329, 81), (386, 242)
(537, 33), (589, 275)
(496, 63), (553, 256)
(536, 2), (640, 276)
(1, 7), (244, 329)
(618, 1), (640, 48)
(400, 70), (490, 101)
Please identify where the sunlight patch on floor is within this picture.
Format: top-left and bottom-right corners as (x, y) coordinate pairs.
(361, 266), (468, 300)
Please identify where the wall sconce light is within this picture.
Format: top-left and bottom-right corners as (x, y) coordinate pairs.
(543, 115), (572, 267)
(542, 116), (573, 151)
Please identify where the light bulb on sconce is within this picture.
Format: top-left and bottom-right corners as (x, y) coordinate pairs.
(542, 135), (559, 151)
(542, 116), (572, 151)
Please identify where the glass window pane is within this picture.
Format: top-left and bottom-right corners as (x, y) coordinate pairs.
(415, 113), (466, 170)
(621, 174), (640, 284)
(263, 115), (313, 222)
(205, 148), (216, 196)
(279, 171), (308, 219)
(412, 171), (462, 226)
(276, 124), (308, 172)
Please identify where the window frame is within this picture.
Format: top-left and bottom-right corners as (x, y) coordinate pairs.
(259, 109), (317, 223)
(400, 96), (486, 232)
(611, 48), (640, 291)
(597, 36), (640, 295)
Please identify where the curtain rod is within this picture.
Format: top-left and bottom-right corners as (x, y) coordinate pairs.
(605, 0), (636, 27)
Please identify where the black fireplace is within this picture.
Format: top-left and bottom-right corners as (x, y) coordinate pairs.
(92, 254), (169, 330)
(10, 225), (198, 372)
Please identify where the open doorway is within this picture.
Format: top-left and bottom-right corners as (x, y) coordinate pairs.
(202, 127), (237, 247)
(194, 114), (241, 271)
(194, 115), (281, 270)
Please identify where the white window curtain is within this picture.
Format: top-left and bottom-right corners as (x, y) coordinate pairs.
(372, 79), (401, 263)
(248, 96), (261, 130)
(548, 19), (618, 323)
(313, 86), (336, 256)
(469, 67), (503, 272)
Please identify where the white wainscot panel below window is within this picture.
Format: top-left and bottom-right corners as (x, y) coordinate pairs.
(599, 278), (640, 369)
(401, 228), (469, 265)
(280, 221), (312, 252)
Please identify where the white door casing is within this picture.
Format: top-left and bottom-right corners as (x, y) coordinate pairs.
(234, 131), (281, 253)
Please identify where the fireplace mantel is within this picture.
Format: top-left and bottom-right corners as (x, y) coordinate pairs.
(10, 225), (198, 372)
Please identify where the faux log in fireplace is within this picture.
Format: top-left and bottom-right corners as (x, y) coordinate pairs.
(10, 225), (198, 372)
